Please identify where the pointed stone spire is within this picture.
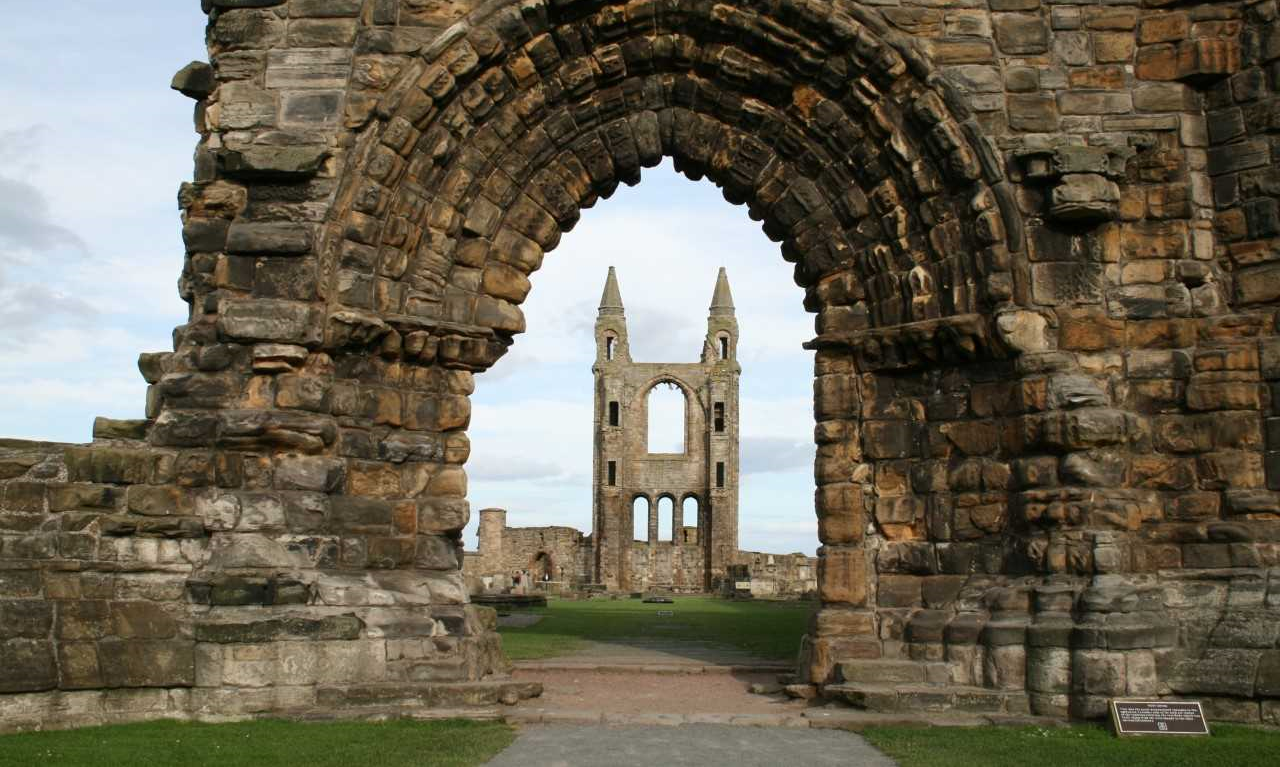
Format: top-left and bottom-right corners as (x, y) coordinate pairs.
(599, 266), (625, 316)
(709, 267), (735, 316)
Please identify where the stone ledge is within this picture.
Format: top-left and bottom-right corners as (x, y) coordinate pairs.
(0, 683), (531, 734)
(824, 682), (1029, 715)
(805, 314), (1003, 372)
(505, 708), (812, 728)
(512, 661), (794, 675)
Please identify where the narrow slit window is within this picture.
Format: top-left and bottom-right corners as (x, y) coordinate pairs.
(609, 401), (619, 426)
(607, 461), (617, 486)
(713, 402), (725, 433)
(606, 336), (616, 360)
(718, 336), (729, 359)
(716, 462), (725, 488)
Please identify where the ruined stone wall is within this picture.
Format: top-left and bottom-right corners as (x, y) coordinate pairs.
(461, 507), (807, 595)
(591, 266), (740, 592)
(2, 0), (1279, 730)
(496, 526), (587, 581)
(800, 0), (1280, 723)
(628, 539), (708, 592)
(728, 551), (818, 598)
(0, 424), (525, 733)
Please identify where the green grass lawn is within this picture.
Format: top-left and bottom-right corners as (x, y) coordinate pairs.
(0, 718), (515, 767)
(496, 595), (814, 661)
(862, 723), (1280, 767)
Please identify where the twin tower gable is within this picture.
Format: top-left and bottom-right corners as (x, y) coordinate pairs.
(590, 267), (740, 592)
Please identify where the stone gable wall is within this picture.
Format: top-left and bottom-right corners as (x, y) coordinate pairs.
(1, 0), (1279, 730)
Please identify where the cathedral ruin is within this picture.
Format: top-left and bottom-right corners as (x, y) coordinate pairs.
(1, 0), (1279, 732)
(591, 266), (742, 592)
(464, 267), (817, 596)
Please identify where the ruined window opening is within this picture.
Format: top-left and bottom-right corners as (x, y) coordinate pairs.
(633, 497), (649, 542)
(647, 381), (686, 453)
(681, 496), (699, 543)
(716, 462), (725, 488)
(713, 402), (725, 432)
(607, 461), (617, 486)
(608, 401), (619, 426)
(657, 496), (673, 541)
(718, 335), (729, 359)
(605, 336), (616, 360)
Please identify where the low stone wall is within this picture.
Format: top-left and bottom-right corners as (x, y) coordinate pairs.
(728, 552), (818, 598)
(0, 435), (533, 733)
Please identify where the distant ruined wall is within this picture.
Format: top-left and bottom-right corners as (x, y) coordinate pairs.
(460, 507), (815, 595)
(728, 551), (818, 598)
(2, 0), (1279, 731)
(590, 266), (740, 592)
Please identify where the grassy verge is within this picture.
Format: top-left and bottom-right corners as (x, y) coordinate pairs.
(497, 595), (814, 661)
(0, 718), (515, 767)
(861, 723), (1280, 767)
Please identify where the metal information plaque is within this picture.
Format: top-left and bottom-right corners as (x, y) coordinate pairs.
(1109, 700), (1210, 736)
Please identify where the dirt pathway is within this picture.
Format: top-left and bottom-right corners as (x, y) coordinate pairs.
(507, 638), (809, 722)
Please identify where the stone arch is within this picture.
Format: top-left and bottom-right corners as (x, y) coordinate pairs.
(655, 493), (676, 541)
(530, 550), (554, 581)
(678, 493), (700, 545)
(637, 374), (697, 455)
(318, 0), (1022, 374)
(630, 493), (651, 543)
(8, 0), (1280, 734)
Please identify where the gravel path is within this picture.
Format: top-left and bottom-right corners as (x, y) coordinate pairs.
(511, 667), (805, 716)
(485, 723), (897, 767)
(532, 637), (776, 666)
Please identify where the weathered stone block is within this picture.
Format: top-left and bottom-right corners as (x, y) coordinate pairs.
(331, 496), (394, 534)
(218, 145), (329, 180)
(1031, 263), (1103, 305)
(57, 641), (103, 689)
(994, 14), (1049, 55)
(110, 602), (179, 639)
(0, 639), (57, 693)
(218, 299), (320, 346)
(126, 485), (191, 517)
(195, 615), (361, 644)
(275, 456), (344, 493)
(818, 546), (867, 606)
(226, 222), (314, 255)
(171, 60), (215, 99)
(0, 601), (53, 638)
(1168, 649), (1261, 697)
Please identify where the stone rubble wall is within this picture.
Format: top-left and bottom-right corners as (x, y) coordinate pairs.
(0, 429), (522, 733)
(728, 551), (818, 598)
(464, 521), (591, 586)
(461, 510), (811, 595)
(1, 0), (1278, 730)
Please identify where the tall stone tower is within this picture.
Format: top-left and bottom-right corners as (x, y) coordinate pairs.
(591, 267), (740, 592)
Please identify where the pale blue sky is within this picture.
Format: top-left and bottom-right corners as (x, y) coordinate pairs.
(0, 4), (819, 555)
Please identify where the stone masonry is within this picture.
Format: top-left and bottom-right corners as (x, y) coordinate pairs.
(463, 507), (593, 590)
(461, 507), (818, 596)
(463, 270), (815, 596)
(593, 266), (741, 592)
(1, 0), (1280, 731)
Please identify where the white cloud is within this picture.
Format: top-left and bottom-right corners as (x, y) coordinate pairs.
(742, 436), (814, 475)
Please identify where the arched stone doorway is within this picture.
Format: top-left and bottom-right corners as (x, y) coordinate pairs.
(530, 550), (554, 582)
(295, 0), (1021, 694)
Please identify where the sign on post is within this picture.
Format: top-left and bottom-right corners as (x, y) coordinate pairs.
(1109, 700), (1210, 736)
